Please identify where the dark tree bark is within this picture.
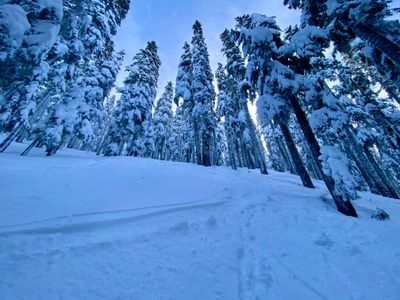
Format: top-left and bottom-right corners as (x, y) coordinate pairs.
(202, 132), (212, 167)
(193, 121), (202, 165)
(0, 124), (24, 152)
(287, 95), (358, 217)
(278, 119), (314, 189)
(21, 139), (39, 156)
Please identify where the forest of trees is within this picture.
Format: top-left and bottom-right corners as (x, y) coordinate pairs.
(0, 0), (399, 217)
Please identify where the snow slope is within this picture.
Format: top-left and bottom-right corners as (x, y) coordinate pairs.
(1, 143), (400, 300)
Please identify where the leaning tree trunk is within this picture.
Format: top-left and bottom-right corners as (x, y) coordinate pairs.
(278, 119), (314, 189)
(288, 95), (358, 217)
(202, 132), (212, 167)
(21, 138), (40, 156)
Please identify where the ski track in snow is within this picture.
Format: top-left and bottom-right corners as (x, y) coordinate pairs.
(0, 189), (231, 234)
(1, 143), (400, 300)
(0, 200), (228, 236)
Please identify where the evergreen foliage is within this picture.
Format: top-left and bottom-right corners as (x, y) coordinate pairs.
(102, 41), (161, 157)
(191, 21), (218, 166)
(153, 82), (174, 160)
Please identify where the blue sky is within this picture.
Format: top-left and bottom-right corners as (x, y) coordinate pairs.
(114, 0), (301, 96)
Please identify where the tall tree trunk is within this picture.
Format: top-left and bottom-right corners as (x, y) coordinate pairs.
(279, 119), (314, 188)
(309, 154), (324, 180)
(288, 95), (358, 217)
(0, 123), (24, 152)
(193, 121), (202, 165)
(234, 138), (242, 167)
(276, 136), (296, 175)
(226, 128), (237, 170)
(67, 136), (78, 149)
(239, 141), (248, 168)
(202, 132), (212, 167)
(21, 138), (39, 156)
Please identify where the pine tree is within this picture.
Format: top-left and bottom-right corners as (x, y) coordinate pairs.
(216, 63), (239, 170)
(12, 0), (130, 156)
(169, 104), (187, 162)
(174, 42), (196, 163)
(191, 21), (217, 167)
(43, 0), (130, 156)
(236, 14), (313, 187)
(153, 82), (174, 160)
(88, 50), (125, 153)
(326, 53), (400, 198)
(220, 28), (269, 174)
(320, 146), (360, 203)
(235, 13), (359, 216)
(214, 120), (228, 166)
(103, 41), (161, 157)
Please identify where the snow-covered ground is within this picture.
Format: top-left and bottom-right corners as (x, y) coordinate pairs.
(1, 143), (400, 300)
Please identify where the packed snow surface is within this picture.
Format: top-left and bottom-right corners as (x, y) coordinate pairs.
(1, 143), (400, 300)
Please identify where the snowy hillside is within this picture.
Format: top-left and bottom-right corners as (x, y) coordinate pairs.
(1, 143), (400, 300)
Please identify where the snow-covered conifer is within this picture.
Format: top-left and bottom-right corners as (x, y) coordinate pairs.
(237, 14), (313, 187)
(173, 42), (196, 162)
(19, 0), (130, 156)
(235, 13), (361, 216)
(153, 82), (174, 160)
(191, 21), (217, 166)
(220, 28), (269, 174)
(103, 41), (161, 157)
(320, 146), (360, 202)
